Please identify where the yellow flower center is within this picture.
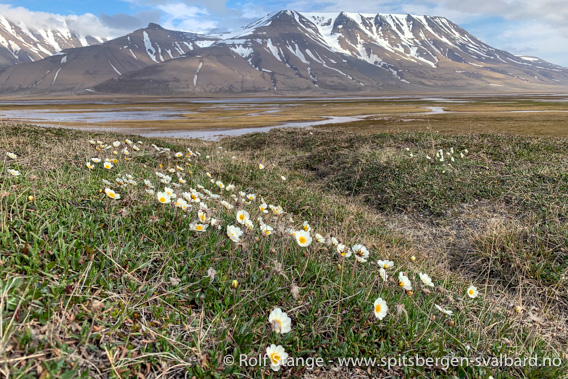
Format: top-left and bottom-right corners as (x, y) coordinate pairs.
(384, 264), (388, 268)
(109, 192), (116, 198)
(260, 207), (265, 211)
(303, 226), (309, 231)
(160, 197), (166, 203)
(270, 352), (281, 365)
(375, 304), (382, 313)
(265, 230), (270, 235)
(196, 225), (203, 231)
(469, 289), (474, 295)
(399, 281), (405, 287)
(299, 236), (306, 244)
(239, 214), (245, 220)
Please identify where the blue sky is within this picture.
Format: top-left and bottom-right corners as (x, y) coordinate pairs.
(1, 0), (567, 66)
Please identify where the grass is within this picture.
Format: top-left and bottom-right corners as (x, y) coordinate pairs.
(0, 123), (566, 378)
(227, 129), (568, 312)
(3, 96), (568, 136)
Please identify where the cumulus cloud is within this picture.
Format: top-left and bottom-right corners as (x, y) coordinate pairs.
(156, 3), (217, 32)
(0, 4), (132, 38)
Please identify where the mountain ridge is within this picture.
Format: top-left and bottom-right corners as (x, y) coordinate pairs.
(0, 10), (567, 96)
(0, 14), (107, 68)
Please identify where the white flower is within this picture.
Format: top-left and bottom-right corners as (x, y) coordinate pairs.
(379, 268), (387, 282)
(398, 272), (412, 291)
(216, 180), (225, 189)
(258, 163), (265, 170)
(352, 244), (369, 263)
(315, 233), (326, 243)
(259, 203), (268, 213)
(102, 179), (112, 186)
(435, 304), (453, 316)
(236, 210), (250, 224)
(377, 260), (394, 269)
(261, 224), (274, 236)
(266, 344), (288, 371)
(281, 176), (287, 181)
(337, 244), (351, 258)
(8, 169), (20, 176)
(302, 221), (311, 232)
(221, 200), (234, 210)
(268, 308), (292, 334)
(190, 223), (208, 232)
(227, 225), (243, 243)
(164, 187), (176, 198)
(198, 210), (208, 223)
(104, 188), (120, 200)
(419, 273), (434, 287)
(373, 297), (388, 320)
(295, 230), (312, 247)
(467, 286), (478, 298)
(175, 198), (188, 209)
(157, 192), (171, 204)
(244, 219), (254, 230)
(6, 152), (17, 159)
(331, 237), (339, 246)
(112, 141), (121, 148)
(271, 205), (284, 215)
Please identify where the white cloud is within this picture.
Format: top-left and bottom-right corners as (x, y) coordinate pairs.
(156, 3), (217, 32)
(485, 20), (568, 65)
(0, 4), (129, 38)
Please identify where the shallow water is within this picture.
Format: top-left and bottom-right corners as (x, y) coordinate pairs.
(0, 108), (187, 123)
(138, 115), (373, 140)
(2, 95), (568, 140)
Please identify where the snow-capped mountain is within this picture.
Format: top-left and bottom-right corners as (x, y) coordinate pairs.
(0, 15), (106, 68)
(1, 10), (567, 95)
(0, 23), (218, 93)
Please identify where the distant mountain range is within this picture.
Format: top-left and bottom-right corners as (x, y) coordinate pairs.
(0, 10), (567, 96)
(0, 14), (106, 68)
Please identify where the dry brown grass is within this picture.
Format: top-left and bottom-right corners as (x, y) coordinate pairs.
(5, 96), (568, 137)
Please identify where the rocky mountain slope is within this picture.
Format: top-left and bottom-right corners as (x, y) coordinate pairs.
(0, 15), (106, 68)
(0, 23), (218, 93)
(1, 10), (567, 95)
